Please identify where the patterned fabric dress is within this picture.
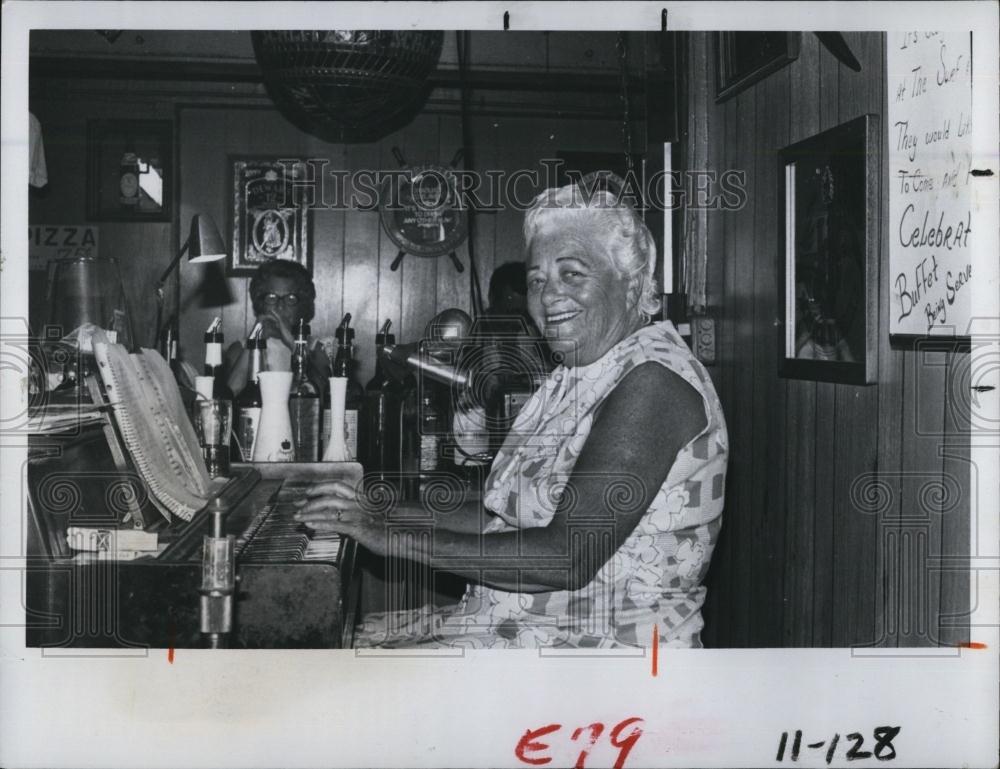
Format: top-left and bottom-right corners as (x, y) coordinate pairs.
(354, 321), (728, 649)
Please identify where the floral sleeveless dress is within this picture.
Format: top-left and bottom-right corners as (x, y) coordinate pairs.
(354, 321), (728, 649)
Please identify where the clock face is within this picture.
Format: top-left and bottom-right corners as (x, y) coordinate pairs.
(120, 172), (139, 198)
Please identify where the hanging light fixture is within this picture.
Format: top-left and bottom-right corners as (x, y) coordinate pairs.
(251, 31), (445, 144)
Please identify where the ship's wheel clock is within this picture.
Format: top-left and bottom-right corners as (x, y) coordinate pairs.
(379, 147), (468, 272)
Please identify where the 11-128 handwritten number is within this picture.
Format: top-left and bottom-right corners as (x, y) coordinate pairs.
(777, 726), (901, 763)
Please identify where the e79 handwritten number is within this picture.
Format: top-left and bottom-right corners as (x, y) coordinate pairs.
(516, 717), (643, 769)
(777, 726), (901, 763)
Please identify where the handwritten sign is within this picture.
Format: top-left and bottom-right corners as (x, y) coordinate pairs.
(888, 31), (973, 337)
(28, 225), (99, 271)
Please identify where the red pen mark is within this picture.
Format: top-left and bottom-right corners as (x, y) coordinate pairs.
(167, 621), (176, 664)
(515, 723), (561, 765)
(516, 717), (644, 768)
(957, 641), (987, 649)
(609, 717), (644, 769)
(651, 625), (659, 676)
(571, 723), (605, 769)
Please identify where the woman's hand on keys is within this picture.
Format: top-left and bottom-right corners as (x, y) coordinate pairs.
(294, 480), (388, 555)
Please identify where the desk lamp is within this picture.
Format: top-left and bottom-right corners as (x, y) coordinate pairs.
(154, 213), (227, 350)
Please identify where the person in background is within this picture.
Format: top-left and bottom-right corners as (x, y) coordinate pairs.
(452, 261), (553, 463)
(224, 259), (330, 396)
(480, 261), (535, 334)
(297, 177), (728, 649)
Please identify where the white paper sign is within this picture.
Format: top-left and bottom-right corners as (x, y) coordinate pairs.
(887, 31), (973, 337)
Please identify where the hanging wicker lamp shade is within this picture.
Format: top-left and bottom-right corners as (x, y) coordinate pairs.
(250, 31), (444, 144)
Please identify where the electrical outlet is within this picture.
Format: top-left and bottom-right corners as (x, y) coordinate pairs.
(691, 316), (716, 364)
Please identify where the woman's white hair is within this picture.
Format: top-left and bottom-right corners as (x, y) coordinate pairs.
(522, 177), (661, 317)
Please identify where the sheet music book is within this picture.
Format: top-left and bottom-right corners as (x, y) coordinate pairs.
(92, 337), (211, 521)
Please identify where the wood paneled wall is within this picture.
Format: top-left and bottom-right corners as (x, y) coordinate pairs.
(177, 107), (620, 385)
(687, 32), (971, 648)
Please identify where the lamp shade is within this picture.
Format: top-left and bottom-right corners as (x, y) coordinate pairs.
(187, 214), (226, 263)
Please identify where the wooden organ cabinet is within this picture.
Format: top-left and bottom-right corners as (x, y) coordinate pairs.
(25, 420), (362, 649)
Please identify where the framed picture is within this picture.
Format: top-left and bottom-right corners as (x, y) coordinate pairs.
(228, 157), (311, 277)
(715, 32), (800, 103)
(778, 114), (879, 385)
(86, 119), (172, 222)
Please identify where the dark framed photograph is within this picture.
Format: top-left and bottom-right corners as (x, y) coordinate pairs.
(778, 114), (880, 385)
(86, 119), (172, 222)
(228, 157), (311, 277)
(715, 32), (800, 102)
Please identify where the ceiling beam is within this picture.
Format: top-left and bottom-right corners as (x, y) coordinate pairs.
(29, 55), (648, 94)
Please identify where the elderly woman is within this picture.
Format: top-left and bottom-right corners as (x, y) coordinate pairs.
(296, 181), (728, 649)
(224, 259), (330, 396)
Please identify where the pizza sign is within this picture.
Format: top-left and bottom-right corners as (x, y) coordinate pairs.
(28, 225), (99, 271)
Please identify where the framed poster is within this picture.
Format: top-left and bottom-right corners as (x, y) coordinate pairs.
(778, 114), (880, 385)
(86, 119), (172, 222)
(228, 157), (311, 277)
(715, 32), (800, 103)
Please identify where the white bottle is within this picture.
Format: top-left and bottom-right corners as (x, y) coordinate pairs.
(252, 371), (295, 462)
(322, 377), (351, 462)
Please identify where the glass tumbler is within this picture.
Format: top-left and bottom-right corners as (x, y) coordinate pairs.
(193, 398), (233, 478)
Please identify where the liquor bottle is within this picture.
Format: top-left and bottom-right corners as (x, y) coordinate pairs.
(203, 318), (234, 401)
(399, 381), (420, 501)
(419, 390), (442, 475)
(412, 386), (446, 501)
(234, 327), (266, 461)
(359, 320), (403, 480)
(324, 314), (364, 460)
(197, 319), (233, 474)
(289, 319), (320, 461)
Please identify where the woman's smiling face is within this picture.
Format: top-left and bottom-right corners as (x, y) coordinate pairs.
(526, 218), (637, 367)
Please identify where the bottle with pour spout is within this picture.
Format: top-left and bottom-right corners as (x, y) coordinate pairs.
(203, 316), (234, 401)
(195, 317), (234, 475)
(359, 320), (406, 481)
(288, 319), (320, 461)
(234, 322), (266, 461)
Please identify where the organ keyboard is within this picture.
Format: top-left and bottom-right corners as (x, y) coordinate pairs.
(237, 481), (343, 563)
(25, 422), (362, 649)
